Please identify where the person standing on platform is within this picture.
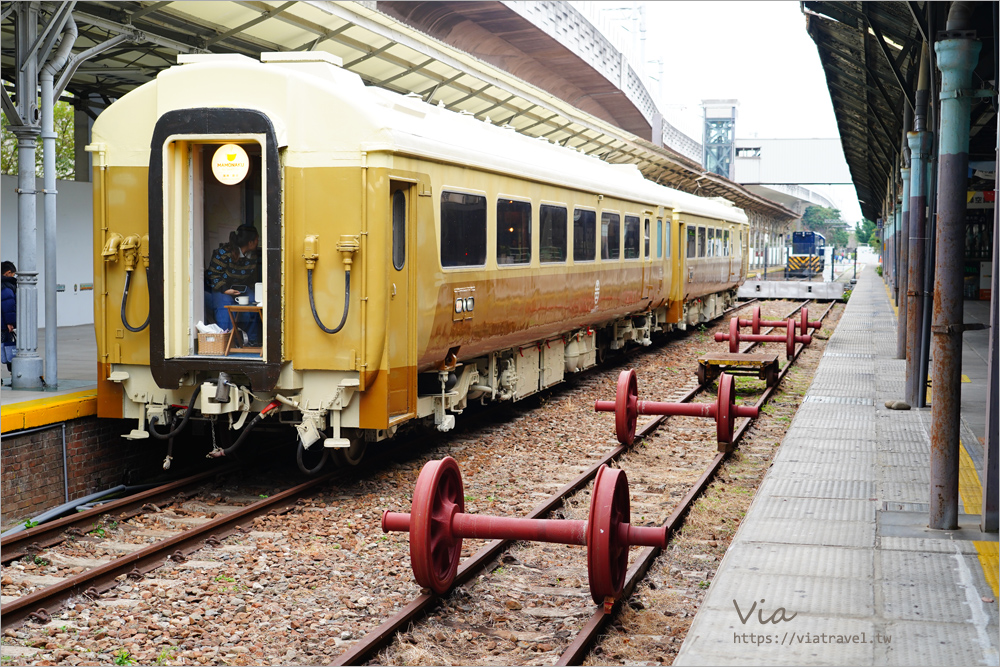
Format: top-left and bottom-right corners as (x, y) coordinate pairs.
(204, 225), (261, 346)
(1, 261), (17, 375)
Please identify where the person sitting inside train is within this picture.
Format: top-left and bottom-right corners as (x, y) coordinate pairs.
(205, 224), (262, 346)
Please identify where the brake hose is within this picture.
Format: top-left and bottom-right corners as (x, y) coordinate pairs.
(207, 400), (281, 459)
(148, 384), (202, 440)
(121, 268), (150, 332)
(296, 438), (331, 475)
(308, 267), (350, 334)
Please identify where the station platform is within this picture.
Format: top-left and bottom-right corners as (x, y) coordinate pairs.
(676, 266), (999, 666)
(0, 324), (98, 433)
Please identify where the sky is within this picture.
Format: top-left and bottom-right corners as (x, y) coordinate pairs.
(577, 1), (864, 224)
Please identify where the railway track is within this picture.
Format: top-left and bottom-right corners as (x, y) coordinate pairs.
(0, 298), (828, 664)
(333, 299), (833, 665)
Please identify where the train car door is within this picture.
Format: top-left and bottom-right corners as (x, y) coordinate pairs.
(642, 214), (653, 299)
(387, 182), (416, 420)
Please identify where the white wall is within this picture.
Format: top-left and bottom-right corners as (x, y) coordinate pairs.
(0, 175), (95, 326)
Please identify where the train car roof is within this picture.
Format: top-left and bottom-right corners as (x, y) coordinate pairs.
(94, 53), (747, 225)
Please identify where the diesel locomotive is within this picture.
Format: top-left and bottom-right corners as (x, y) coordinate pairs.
(90, 52), (749, 471)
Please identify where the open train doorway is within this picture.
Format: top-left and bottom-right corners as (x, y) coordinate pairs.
(148, 109), (282, 391)
(159, 138), (265, 360)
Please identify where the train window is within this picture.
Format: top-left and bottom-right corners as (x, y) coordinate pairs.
(724, 230), (730, 256)
(698, 227), (706, 257)
(497, 199), (532, 265)
(665, 220), (671, 258)
(601, 212), (620, 260)
(707, 228), (715, 257)
(441, 191), (487, 267)
(687, 227), (696, 257)
(624, 215), (641, 259)
(540, 205), (567, 263)
(574, 209), (596, 261)
(644, 218), (651, 258)
(392, 190), (406, 271)
(656, 219), (663, 259)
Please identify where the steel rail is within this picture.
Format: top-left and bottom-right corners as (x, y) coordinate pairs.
(332, 299), (791, 666)
(0, 301), (763, 634)
(1, 467), (239, 564)
(556, 299), (836, 665)
(0, 468), (345, 631)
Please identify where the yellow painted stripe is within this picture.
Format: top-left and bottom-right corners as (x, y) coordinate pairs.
(0, 389), (98, 433)
(958, 440), (999, 598)
(883, 280), (899, 316)
(976, 542), (999, 598)
(961, 374), (971, 383)
(958, 442), (982, 514)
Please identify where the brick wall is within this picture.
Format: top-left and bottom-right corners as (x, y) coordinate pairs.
(1, 416), (165, 529)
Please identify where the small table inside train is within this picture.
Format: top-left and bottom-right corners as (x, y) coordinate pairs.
(697, 353), (780, 387)
(223, 304), (263, 356)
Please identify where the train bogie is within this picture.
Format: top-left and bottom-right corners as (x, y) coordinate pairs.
(91, 52), (750, 470)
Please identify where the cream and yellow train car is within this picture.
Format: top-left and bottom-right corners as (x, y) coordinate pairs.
(91, 52), (748, 469)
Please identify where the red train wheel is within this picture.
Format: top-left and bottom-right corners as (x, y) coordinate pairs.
(716, 373), (734, 444)
(765, 362), (778, 387)
(729, 317), (739, 353)
(615, 370), (638, 445)
(786, 320), (795, 359)
(697, 363), (707, 386)
(586, 465), (630, 604)
(751, 306), (761, 335)
(409, 457), (465, 594)
(800, 306), (809, 333)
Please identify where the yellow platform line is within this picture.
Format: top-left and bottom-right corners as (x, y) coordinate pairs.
(883, 279), (899, 316)
(0, 389), (98, 433)
(958, 441), (999, 598)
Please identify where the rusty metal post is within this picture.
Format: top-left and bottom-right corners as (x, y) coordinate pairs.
(906, 44), (932, 406)
(897, 168), (910, 359)
(930, 23), (981, 530)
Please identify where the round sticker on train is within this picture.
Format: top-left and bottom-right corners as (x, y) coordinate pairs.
(212, 143), (250, 185)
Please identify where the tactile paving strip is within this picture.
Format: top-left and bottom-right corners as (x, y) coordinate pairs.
(738, 517), (874, 548)
(758, 477), (876, 500)
(881, 621), (995, 667)
(751, 497), (876, 522)
(721, 542), (874, 578)
(704, 573), (875, 617)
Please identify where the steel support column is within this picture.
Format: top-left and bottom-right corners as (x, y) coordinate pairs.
(10, 2), (45, 389)
(906, 45), (932, 407)
(897, 167), (910, 359)
(982, 108), (999, 533)
(906, 132), (931, 405)
(930, 32), (981, 530)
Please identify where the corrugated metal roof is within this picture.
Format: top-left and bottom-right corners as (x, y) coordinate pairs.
(1, 0), (798, 221)
(803, 1), (924, 222)
(803, 1), (997, 222)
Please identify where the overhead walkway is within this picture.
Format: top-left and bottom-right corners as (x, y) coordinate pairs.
(676, 266), (999, 666)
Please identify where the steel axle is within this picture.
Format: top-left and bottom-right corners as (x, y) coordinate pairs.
(716, 317), (812, 358)
(594, 369), (758, 446)
(737, 305), (821, 335)
(382, 457), (667, 604)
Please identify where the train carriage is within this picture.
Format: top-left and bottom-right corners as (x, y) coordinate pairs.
(91, 52), (749, 470)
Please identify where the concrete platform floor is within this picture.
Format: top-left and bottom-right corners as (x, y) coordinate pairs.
(0, 324), (97, 408)
(676, 266), (998, 667)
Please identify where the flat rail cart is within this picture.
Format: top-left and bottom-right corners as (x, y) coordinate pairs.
(696, 352), (780, 387)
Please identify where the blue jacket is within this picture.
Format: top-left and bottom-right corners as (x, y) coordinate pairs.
(1, 275), (15, 343)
